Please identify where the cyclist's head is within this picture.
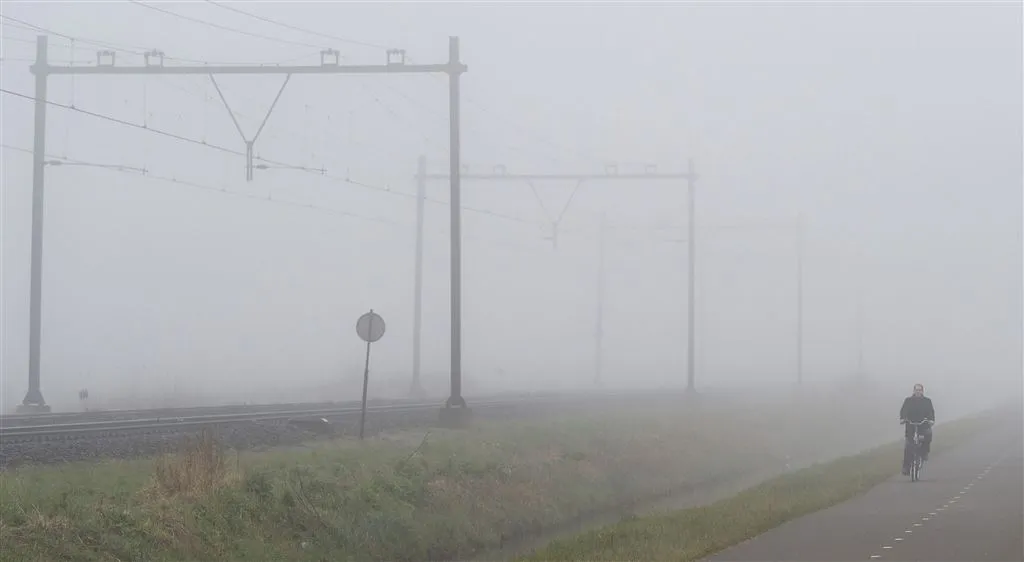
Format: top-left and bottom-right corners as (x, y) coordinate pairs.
(913, 383), (924, 396)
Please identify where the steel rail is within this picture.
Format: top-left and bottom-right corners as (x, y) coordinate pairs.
(0, 399), (400, 427)
(0, 390), (563, 427)
(0, 393), (600, 443)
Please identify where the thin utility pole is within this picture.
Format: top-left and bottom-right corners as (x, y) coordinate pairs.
(686, 158), (698, 393)
(711, 217), (808, 386)
(420, 165), (698, 392)
(856, 280), (865, 378)
(595, 213), (607, 385)
(796, 213), (805, 385)
(446, 37), (466, 414)
(411, 156), (427, 397)
(17, 35), (466, 413)
(22, 37), (50, 412)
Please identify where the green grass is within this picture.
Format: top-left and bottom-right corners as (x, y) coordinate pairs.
(0, 399), (913, 562)
(521, 414), (990, 562)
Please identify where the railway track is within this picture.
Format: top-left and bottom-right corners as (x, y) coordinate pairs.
(0, 390), (658, 445)
(0, 390), (593, 428)
(0, 389), (755, 468)
(0, 383), (802, 429)
(0, 396), (442, 428)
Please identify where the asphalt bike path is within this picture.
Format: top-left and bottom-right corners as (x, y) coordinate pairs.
(707, 410), (1023, 562)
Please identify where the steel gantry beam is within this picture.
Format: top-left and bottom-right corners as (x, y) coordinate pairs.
(16, 36), (468, 419)
(413, 161), (702, 395)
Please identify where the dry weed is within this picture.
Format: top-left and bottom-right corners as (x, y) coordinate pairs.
(145, 428), (238, 500)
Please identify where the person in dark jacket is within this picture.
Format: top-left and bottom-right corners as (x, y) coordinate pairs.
(900, 383), (935, 474)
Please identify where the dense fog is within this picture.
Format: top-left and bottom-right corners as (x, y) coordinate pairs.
(1, 3), (1020, 413)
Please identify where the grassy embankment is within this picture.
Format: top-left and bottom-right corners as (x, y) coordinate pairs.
(522, 413), (991, 562)
(1, 396), (911, 562)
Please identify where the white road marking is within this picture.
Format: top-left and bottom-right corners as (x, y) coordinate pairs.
(878, 457), (1004, 562)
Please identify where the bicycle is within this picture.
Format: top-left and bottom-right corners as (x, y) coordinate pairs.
(901, 419), (933, 482)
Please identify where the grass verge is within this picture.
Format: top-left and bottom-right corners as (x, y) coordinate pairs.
(0, 397), (906, 562)
(521, 414), (991, 562)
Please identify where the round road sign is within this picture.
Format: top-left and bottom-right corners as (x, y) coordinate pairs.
(356, 311), (386, 343)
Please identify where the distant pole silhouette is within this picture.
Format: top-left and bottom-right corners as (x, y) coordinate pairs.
(686, 158), (698, 393)
(595, 213), (607, 385)
(421, 165), (698, 392)
(796, 214), (805, 385)
(411, 156), (427, 397)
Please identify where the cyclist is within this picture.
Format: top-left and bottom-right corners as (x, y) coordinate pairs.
(900, 383), (935, 475)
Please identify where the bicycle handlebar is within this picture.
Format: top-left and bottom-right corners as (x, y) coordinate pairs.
(900, 419), (934, 425)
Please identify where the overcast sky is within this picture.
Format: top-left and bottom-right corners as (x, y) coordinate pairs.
(1, 1), (1020, 411)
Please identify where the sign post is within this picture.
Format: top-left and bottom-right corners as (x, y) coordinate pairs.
(355, 309), (386, 440)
